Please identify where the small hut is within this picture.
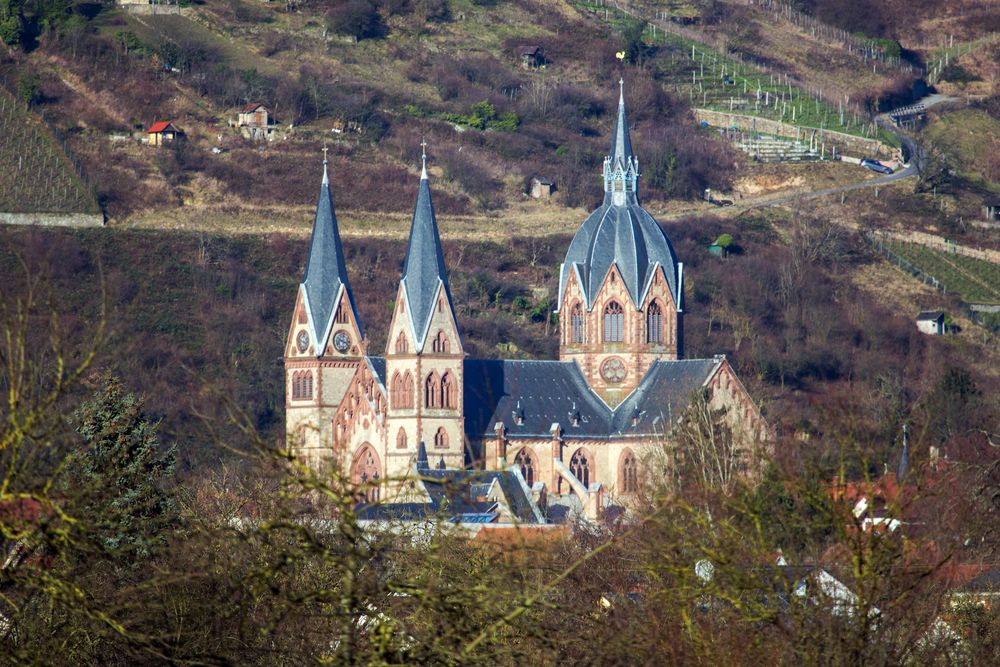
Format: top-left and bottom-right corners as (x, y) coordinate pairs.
(146, 121), (182, 146)
(519, 46), (545, 69)
(530, 177), (555, 199)
(915, 311), (946, 335)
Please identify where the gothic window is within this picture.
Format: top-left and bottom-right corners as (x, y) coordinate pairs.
(434, 427), (448, 449)
(646, 301), (664, 344)
(620, 449), (638, 493)
(571, 302), (585, 343)
(425, 372), (440, 408)
(396, 427), (407, 449)
(395, 332), (409, 354)
(441, 372), (456, 409)
(335, 303), (349, 324)
(391, 371), (414, 409)
(402, 372), (414, 408)
(603, 301), (624, 343)
(514, 448), (536, 488)
(570, 448), (592, 488)
(432, 331), (450, 353)
(351, 444), (381, 504)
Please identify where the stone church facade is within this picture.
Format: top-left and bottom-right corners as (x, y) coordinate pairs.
(284, 84), (766, 520)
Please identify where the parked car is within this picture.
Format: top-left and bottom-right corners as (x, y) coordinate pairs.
(861, 158), (894, 175)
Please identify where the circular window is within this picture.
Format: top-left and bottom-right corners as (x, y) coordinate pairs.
(296, 329), (310, 353)
(600, 357), (627, 383)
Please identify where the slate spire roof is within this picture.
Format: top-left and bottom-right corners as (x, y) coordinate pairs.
(400, 145), (455, 351)
(301, 156), (361, 352)
(559, 80), (681, 311)
(609, 78), (634, 171)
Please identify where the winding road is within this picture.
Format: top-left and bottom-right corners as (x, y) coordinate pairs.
(738, 94), (959, 210)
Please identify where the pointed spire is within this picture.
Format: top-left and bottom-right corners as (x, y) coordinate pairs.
(610, 77), (634, 167)
(416, 440), (429, 472)
(896, 423), (910, 480)
(420, 138), (428, 180)
(301, 154), (360, 352)
(604, 79), (638, 203)
(400, 146), (453, 351)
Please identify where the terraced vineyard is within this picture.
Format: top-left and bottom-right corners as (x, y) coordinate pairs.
(886, 241), (1000, 305)
(0, 88), (99, 214)
(570, 0), (897, 145)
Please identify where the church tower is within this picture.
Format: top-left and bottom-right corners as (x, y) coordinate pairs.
(557, 81), (684, 408)
(384, 147), (465, 473)
(284, 154), (364, 468)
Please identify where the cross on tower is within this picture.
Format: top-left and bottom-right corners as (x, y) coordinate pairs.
(420, 139), (427, 166)
(322, 145), (329, 164)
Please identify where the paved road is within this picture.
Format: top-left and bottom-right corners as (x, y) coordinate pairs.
(714, 94), (962, 211)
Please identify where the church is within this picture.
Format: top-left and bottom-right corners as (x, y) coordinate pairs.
(283, 83), (767, 522)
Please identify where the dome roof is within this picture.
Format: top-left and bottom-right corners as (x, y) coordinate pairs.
(559, 200), (679, 309)
(558, 82), (680, 311)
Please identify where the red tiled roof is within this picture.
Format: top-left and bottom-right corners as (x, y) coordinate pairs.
(147, 120), (174, 134)
(241, 102), (264, 113)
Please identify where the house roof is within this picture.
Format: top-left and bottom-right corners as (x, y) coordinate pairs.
(147, 121), (175, 133)
(462, 357), (722, 441)
(520, 46), (543, 56)
(916, 310), (944, 321)
(399, 163), (456, 352)
(532, 176), (554, 185)
(301, 161), (362, 351)
(355, 469), (544, 524)
(241, 102), (265, 113)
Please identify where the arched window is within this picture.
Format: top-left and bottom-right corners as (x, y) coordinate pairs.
(351, 444), (381, 504)
(646, 301), (663, 344)
(425, 372), (440, 408)
(432, 331), (450, 353)
(441, 372), (455, 409)
(402, 372), (414, 408)
(335, 302), (349, 324)
(395, 332), (409, 354)
(620, 449), (638, 493)
(603, 301), (624, 343)
(396, 427), (407, 449)
(292, 371), (313, 400)
(571, 303), (585, 343)
(391, 371), (414, 409)
(434, 427), (448, 450)
(514, 448), (536, 488)
(570, 448), (592, 488)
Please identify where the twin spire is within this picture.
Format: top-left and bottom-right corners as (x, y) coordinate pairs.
(401, 139), (454, 352)
(301, 142), (453, 356)
(301, 146), (359, 354)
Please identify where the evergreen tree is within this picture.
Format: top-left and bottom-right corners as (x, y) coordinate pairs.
(70, 374), (179, 563)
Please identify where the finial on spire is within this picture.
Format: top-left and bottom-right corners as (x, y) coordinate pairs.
(322, 144), (329, 185)
(420, 139), (428, 180)
(619, 77), (624, 98)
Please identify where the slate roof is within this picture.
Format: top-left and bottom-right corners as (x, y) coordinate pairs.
(916, 310), (944, 321)
(399, 163), (456, 352)
(301, 161), (361, 352)
(558, 83), (680, 310)
(560, 202), (680, 310)
(609, 82), (633, 173)
(463, 357), (722, 441)
(355, 469), (543, 524)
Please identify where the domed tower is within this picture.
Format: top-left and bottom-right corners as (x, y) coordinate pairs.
(557, 80), (684, 408)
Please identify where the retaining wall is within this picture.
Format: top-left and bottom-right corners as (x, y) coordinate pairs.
(0, 212), (104, 227)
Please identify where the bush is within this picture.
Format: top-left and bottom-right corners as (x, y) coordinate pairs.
(326, 0), (385, 40)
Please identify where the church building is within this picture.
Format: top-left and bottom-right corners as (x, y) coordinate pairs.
(284, 83), (767, 521)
